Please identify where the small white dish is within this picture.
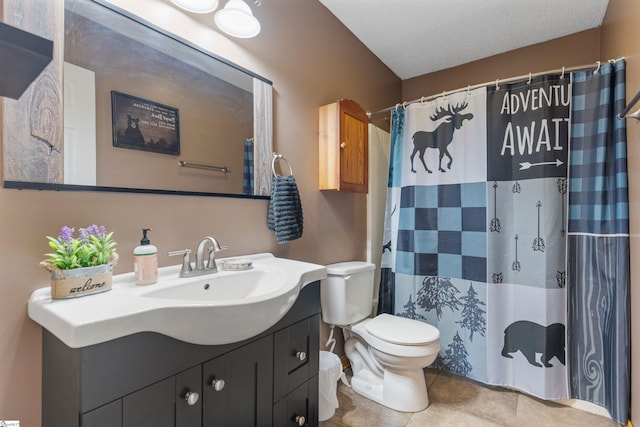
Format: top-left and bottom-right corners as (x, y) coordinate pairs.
(220, 258), (253, 271)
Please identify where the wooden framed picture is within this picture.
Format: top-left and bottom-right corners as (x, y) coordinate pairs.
(111, 91), (180, 155)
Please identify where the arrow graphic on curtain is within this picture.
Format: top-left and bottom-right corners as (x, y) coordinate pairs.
(519, 159), (564, 170)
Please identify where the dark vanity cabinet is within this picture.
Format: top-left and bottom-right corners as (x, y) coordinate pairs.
(42, 282), (320, 427)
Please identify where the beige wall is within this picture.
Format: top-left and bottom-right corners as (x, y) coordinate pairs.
(0, 0), (400, 425)
(600, 0), (640, 422)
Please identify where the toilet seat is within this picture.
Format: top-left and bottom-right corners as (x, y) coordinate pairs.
(366, 313), (439, 345)
(351, 315), (440, 358)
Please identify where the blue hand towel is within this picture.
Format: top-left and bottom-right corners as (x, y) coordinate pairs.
(242, 138), (254, 195)
(268, 175), (303, 243)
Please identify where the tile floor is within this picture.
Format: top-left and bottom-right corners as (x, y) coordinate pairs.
(320, 369), (620, 427)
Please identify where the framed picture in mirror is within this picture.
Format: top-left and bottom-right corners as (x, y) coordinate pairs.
(111, 90), (180, 155)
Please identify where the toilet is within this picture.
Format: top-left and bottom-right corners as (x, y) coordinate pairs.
(320, 261), (440, 412)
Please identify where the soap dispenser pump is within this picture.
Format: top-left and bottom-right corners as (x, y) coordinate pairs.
(134, 228), (158, 285)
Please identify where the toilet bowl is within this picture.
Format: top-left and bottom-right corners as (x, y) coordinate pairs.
(346, 314), (440, 411)
(320, 261), (441, 412)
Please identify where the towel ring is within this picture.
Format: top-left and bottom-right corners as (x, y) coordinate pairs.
(272, 154), (293, 177)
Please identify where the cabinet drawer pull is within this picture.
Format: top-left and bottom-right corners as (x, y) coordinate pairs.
(295, 351), (307, 361)
(211, 378), (226, 391)
(184, 391), (199, 406)
(294, 415), (306, 426)
(340, 142), (346, 149)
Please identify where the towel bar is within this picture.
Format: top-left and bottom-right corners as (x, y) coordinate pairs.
(178, 160), (230, 174)
(272, 153), (293, 177)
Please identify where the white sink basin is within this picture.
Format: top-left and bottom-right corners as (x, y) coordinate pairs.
(28, 253), (326, 348)
(142, 268), (287, 302)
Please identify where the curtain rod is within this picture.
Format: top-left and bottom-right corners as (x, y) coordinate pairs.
(367, 58), (624, 117)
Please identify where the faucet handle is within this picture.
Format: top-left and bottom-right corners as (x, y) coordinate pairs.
(168, 249), (193, 276)
(206, 245), (227, 269)
(209, 238), (227, 252)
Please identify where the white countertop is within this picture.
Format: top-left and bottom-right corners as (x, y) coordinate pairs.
(28, 253), (326, 348)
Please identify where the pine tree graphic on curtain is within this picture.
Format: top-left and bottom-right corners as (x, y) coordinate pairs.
(415, 276), (461, 319)
(444, 332), (472, 375)
(397, 277), (486, 376)
(456, 284), (486, 341)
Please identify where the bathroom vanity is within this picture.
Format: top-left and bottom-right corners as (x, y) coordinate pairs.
(29, 253), (326, 427)
(42, 281), (320, 427)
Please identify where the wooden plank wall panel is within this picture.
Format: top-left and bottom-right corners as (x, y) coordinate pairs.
(2, 0), (63, 183)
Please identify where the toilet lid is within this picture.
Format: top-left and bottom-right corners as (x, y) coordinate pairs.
(365, 314), (439, 345)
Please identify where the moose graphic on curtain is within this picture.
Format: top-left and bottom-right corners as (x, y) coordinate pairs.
(381, 76), (571, 400)
(409, 102), (474, 174)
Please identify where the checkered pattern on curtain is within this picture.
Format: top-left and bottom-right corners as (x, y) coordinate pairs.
(568, 59), (630, 424)
(243, 138), (254, 195)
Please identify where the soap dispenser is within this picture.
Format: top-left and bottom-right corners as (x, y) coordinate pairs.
(134, 228), (158, 285)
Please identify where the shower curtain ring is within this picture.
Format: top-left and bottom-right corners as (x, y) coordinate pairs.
(594, 61), (601, 75)
(420, 96), (426, 104)
(561, 66), (565, 80)
(527, 72), (532, 84)
(495, 78), (500, 90)
(402, 101), (408, 109)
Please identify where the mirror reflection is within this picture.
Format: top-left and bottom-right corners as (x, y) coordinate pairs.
(5, 0), (272, 198)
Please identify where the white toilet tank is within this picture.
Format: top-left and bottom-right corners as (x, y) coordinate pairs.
(321, 261), (375, 326)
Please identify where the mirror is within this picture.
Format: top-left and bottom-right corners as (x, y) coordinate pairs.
(3, 0), (272, 198)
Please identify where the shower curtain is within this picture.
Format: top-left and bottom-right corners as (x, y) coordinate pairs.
(567, 60), (629, 424)
(379, 61), (629, 422)
(368, 124), (391, 313)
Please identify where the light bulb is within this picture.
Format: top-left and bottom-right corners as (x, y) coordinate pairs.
(214, 0), (261, 38)
(170, 0), (219, 14)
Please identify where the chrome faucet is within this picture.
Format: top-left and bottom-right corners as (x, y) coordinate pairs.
(168, 237), (227, 278)
(195, 236), (226, 272)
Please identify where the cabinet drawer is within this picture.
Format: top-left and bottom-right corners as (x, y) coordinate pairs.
(273, 376), (318, 427)
(273, 314), (320, 402)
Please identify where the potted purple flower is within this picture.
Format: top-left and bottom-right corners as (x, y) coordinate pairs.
(40, 225), (118, 299)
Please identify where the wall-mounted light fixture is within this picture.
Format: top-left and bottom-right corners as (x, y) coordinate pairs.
(170, 0), (261, 39)
(170, 0), (219, 14)
(214, 0), (261, 38)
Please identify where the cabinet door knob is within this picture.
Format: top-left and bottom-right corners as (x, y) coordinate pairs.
(295, 351), (307, 361)
(211, 378), (226, 391)
(294, 415), (306, 426)
(340, 142), (346, 149)
(184, 391), (199, 406)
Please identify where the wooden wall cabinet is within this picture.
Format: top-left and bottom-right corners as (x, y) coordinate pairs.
(319, 99), (368, 193)
(43, 282), (321, 427)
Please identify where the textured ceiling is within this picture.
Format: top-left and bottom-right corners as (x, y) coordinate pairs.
(318, 0), (610, 80)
